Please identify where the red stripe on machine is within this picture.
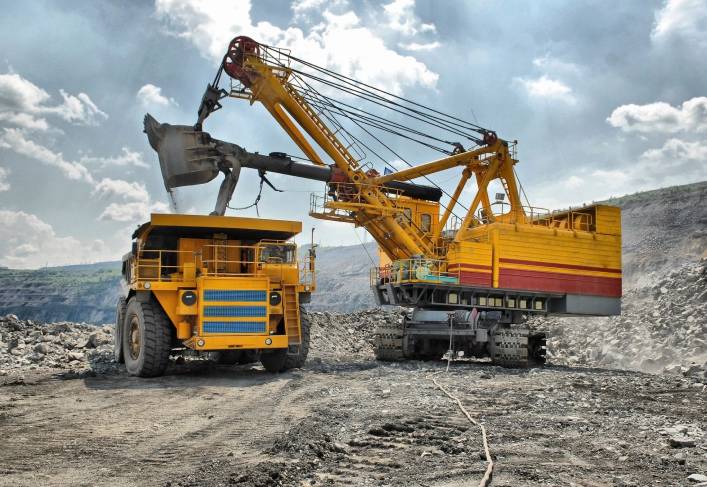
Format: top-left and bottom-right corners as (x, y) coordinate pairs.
(458, 271), (492, 287)
(499, 268), (621, 297)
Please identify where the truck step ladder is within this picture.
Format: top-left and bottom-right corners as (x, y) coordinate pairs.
(283, 285), (301, 353)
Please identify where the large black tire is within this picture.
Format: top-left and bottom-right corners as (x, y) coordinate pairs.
(114, 297), (127, 363)
(238, 350), (259, 365)
(260, 349), (288, 373)
(122, 297), (172, 377)
(284, 306), (310, 370)
(260, 307), (311, 373)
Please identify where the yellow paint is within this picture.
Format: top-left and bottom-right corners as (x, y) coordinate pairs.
(219, 40), (623, 302)
(127, 216), (312, 353)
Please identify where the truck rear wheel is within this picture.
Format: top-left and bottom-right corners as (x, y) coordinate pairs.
(122, 297), (172, 377)
(284, 307), (310, 370)
(260, 349), (288, 373)
(114, 297), (127, 364)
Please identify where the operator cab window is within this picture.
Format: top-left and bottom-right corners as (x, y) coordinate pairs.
(420, 213), (431, 233)
(259, 244), (295, 264)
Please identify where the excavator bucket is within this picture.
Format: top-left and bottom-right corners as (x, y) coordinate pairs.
(143, 114), (220, 190)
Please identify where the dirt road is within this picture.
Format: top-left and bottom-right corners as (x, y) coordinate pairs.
(1, 360), (705, 486)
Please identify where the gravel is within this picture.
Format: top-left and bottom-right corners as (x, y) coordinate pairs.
(535, 260), (707, 379)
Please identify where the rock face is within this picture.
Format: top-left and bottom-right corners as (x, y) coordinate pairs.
(0, 314), (116, 375)
(537, 260), (707, 377)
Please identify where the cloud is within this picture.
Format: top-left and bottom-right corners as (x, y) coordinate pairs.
(99, 200), (170, 222)
(93, 178), (169, 223)
(607, 97), (707, 134)
(532, 138), (707, 209)
(0, 210), (114, 268)
(399, 41), (441, 52)
(0, 166), (9, 191)
(652, 0), (707, 48)
(136, 83), (178, 107)
(0, 73), (107, 130)
(640, 137), (707, 166)
(93, 178), (149, 203)
(515, 75), (575, 103)
(0, 127), (94, 182)
(80, 147), (149, 168)
(383, 0), (436, 36)
(154, 0), (438, 94)
(0, 128), (166, 224)
(532, 54), (580, 75)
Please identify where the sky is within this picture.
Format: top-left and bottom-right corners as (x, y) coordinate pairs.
(0, 0), (705, 268)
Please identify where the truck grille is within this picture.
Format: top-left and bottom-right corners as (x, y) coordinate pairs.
(203, 290), (266, 302)
(202, 321), (266, 333)
(204, 306), (266, 317)
(201, 289), (268, 334)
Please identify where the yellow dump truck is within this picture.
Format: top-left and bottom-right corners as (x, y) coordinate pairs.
(114, 213), (315, 377)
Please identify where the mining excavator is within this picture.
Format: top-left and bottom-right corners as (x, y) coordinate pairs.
(145, 36), (622, 367)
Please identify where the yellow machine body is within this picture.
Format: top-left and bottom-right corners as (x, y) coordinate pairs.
(122, 213), (315, 352)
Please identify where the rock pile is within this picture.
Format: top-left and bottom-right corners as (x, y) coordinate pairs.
(307, 308), (403, 361)
(539, 260), (707, 379)
(0, 314), (115, 375)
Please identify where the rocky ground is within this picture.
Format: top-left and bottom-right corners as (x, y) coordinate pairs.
(535, 260), (707, 379)
(1, 306), (706, 486)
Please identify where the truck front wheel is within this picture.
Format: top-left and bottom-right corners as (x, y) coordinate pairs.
(122, 297), (172, 377)
(260, 308), (311, 373)
(113, 297), (127, 364)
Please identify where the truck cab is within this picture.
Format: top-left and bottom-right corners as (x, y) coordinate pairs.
(116, 213), (315, 377)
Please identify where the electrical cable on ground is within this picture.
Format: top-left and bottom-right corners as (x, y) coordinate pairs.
(429, 370), (494, 487)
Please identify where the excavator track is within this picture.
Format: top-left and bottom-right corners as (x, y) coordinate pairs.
(491, 328), (547, 368)
(374, 320), (405, 361)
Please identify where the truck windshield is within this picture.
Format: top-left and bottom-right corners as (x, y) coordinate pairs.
(259, 244), (295, 264)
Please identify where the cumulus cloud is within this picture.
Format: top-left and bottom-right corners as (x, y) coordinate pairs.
(154, 0), (438, 94)
(515, 75), (575, 103)
(652, 0), (707, 48)
(640, 137), (707, 166)
(0, 72), (107, 130)
(0, 210), (114, 268)
(136, 83), (178, 107)
(383, 0), (436, 36)
(99, 200), (170, 222)
(607, 97), (707, 134)
(0, 166), (9, 191)
(93, 178), (149, 203)
(80, 147), (149, 168)
(0, 128), (166, 224)
(0, 127), (94, 182)
(533, 138), (707, 209)
(93, 177), (169, 223)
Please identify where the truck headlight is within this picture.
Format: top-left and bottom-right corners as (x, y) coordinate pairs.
(181, 290), (197, 306)
(269, 292), (281, 306)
